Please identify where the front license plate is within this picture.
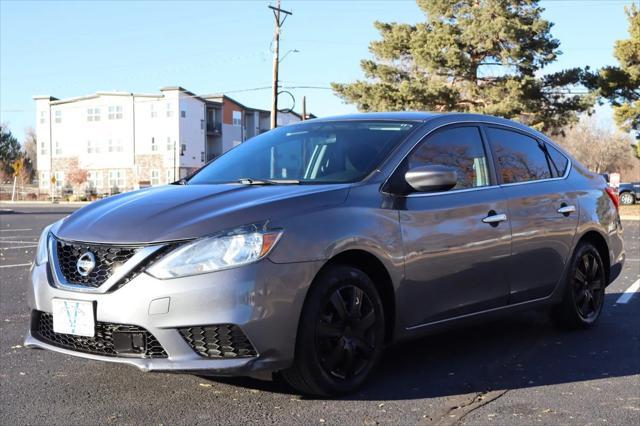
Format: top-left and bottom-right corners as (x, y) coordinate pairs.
(52, 299), (95, 337)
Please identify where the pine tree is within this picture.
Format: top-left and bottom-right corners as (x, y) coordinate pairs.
(587, 5), (639, 135)
(332, 0), (593, 133)
(0, 125), (22, 176)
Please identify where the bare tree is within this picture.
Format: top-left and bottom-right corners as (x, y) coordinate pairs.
(555, 118), (638, 175)
(23, 127), (37, 172)
(66, 158), (88, 192)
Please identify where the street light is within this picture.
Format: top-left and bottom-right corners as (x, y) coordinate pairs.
(279, 49), (299, 63)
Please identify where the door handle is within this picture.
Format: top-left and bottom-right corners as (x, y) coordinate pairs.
(482, 213), (508, 224)
(557, 204), (576, 215)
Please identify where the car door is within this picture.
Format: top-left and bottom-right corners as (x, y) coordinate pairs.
(397, 125), (512, 328)
(484, 126), (579, 303)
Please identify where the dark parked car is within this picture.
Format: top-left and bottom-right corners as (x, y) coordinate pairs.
(26, 113), (625, 396)
(618, 182), (640, 205)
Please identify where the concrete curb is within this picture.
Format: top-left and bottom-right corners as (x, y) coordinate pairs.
(0, 201), (90, 205)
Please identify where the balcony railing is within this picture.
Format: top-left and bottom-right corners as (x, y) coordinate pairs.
(207, 122), (222, 135)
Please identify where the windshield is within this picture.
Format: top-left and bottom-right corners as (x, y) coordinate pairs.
(188, 120), (416, 184)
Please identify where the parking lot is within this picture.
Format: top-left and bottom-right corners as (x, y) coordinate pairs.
(0, 204), (638, 425)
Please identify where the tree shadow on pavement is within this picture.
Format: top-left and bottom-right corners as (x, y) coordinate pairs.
(198, 292), (639, 400)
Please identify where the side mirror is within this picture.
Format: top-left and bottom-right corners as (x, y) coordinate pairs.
(405, 165), (457, 193)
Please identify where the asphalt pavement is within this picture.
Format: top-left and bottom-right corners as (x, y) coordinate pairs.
(1, 204), (638, 425)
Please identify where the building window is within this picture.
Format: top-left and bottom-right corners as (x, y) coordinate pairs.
(166, 137), (173, 151)
(151, 137), (158, 152)
(40, 141), (48, 155)
(180, 143), (186, 156)
(54, 110), (62, 123)
(39, 111), (46, 124)
(87, 108), (100, 122)
(108, 139), (123, 153)
(150, 104), (157, 118)
(201, 151), (205, 162)
(108, 105), (123, 120)
(108, 170), (125, 189)
(151, 169), (160, 186)
(54, 171), (65, 189)
(200, 119), (204, 130)
(87, 140), (99, 154)
(88, 171), (102, 189)
(166, 102), (173, 117)
(166, 169), (174, 184)
(181, 110), (186, 118)
(40, 171), (50, 188)
(54, 141), (62, 155)
(232, 110), (242, 126)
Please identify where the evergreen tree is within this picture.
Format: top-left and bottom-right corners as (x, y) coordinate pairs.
(0, 124), (22, 176)
(586, 5), (639, 135)
(332, 0), (593, 133)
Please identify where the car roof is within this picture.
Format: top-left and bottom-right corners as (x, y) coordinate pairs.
(308, 112), (439, 122)
(306, 112), (551, 142)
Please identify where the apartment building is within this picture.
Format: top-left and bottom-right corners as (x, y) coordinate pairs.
(34, 86), (310, 195)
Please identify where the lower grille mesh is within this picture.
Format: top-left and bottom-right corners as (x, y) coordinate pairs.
(31, 311), (167, 358)
(178, 325), (257, 359)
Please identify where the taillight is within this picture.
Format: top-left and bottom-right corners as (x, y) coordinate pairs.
(605, 187), (620, 211)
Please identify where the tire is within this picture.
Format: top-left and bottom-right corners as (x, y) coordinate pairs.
(619, 192), (635, 205)
(282, 264), (386, 396)
(551, 242), (606, 329)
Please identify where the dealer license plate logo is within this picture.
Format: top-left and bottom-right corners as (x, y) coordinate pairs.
(52, 299), (95, 337)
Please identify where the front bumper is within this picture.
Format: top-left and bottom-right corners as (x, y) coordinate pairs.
(25, 258), (321, 375)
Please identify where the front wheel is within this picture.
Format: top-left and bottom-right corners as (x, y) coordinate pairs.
(282, 265), (386, 396)
(619, 192), (635, 205)
(551, 242), (606, 329)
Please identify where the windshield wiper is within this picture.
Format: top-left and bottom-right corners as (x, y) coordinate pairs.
(238, 178), (300, 185)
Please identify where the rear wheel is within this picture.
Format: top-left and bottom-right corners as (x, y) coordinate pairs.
(282, 265), (385, 396)
(551, 242), (606, 329)
(619, 192), (635, 205)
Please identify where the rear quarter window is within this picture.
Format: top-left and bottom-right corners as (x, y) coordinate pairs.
(545, 143), (569, 177)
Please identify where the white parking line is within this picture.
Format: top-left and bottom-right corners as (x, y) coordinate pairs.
(616, 279), (640, 304)
(0, 263), (32, 269)
(0, 228), (32, 232)
(0, 240), (39, 244)
(0, 245), (37, 250)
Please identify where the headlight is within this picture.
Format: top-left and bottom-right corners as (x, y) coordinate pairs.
(35, 224), (53, 265)
(146, 228), (283, 279)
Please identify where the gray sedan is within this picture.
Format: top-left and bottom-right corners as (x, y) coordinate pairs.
(25, 112), (625, 396)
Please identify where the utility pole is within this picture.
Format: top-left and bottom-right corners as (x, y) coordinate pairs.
(269, 0), (292, 129)
(302, 96), (307, 121)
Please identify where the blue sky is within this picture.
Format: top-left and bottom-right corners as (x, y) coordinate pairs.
(0, 0), (635, 142)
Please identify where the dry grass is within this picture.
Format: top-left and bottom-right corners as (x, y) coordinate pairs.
(620, 204), (640, 220)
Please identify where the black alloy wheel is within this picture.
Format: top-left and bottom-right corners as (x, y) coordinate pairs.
(573, 252), (605, 322)
(551, 242), (606, 329)
(316, 285), (377, 380)
(282, 265), (385, 396)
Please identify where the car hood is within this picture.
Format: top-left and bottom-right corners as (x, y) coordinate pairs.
(54, 183), (350, 244)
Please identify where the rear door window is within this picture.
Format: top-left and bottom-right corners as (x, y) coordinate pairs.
(408, 126), (490, 190)
(486, 127), (552, 184)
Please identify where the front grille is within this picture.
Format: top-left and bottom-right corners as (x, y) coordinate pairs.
(31, 311), (168, 358)
(55, 238), (139, 288)
(178, 325), (257, 359)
